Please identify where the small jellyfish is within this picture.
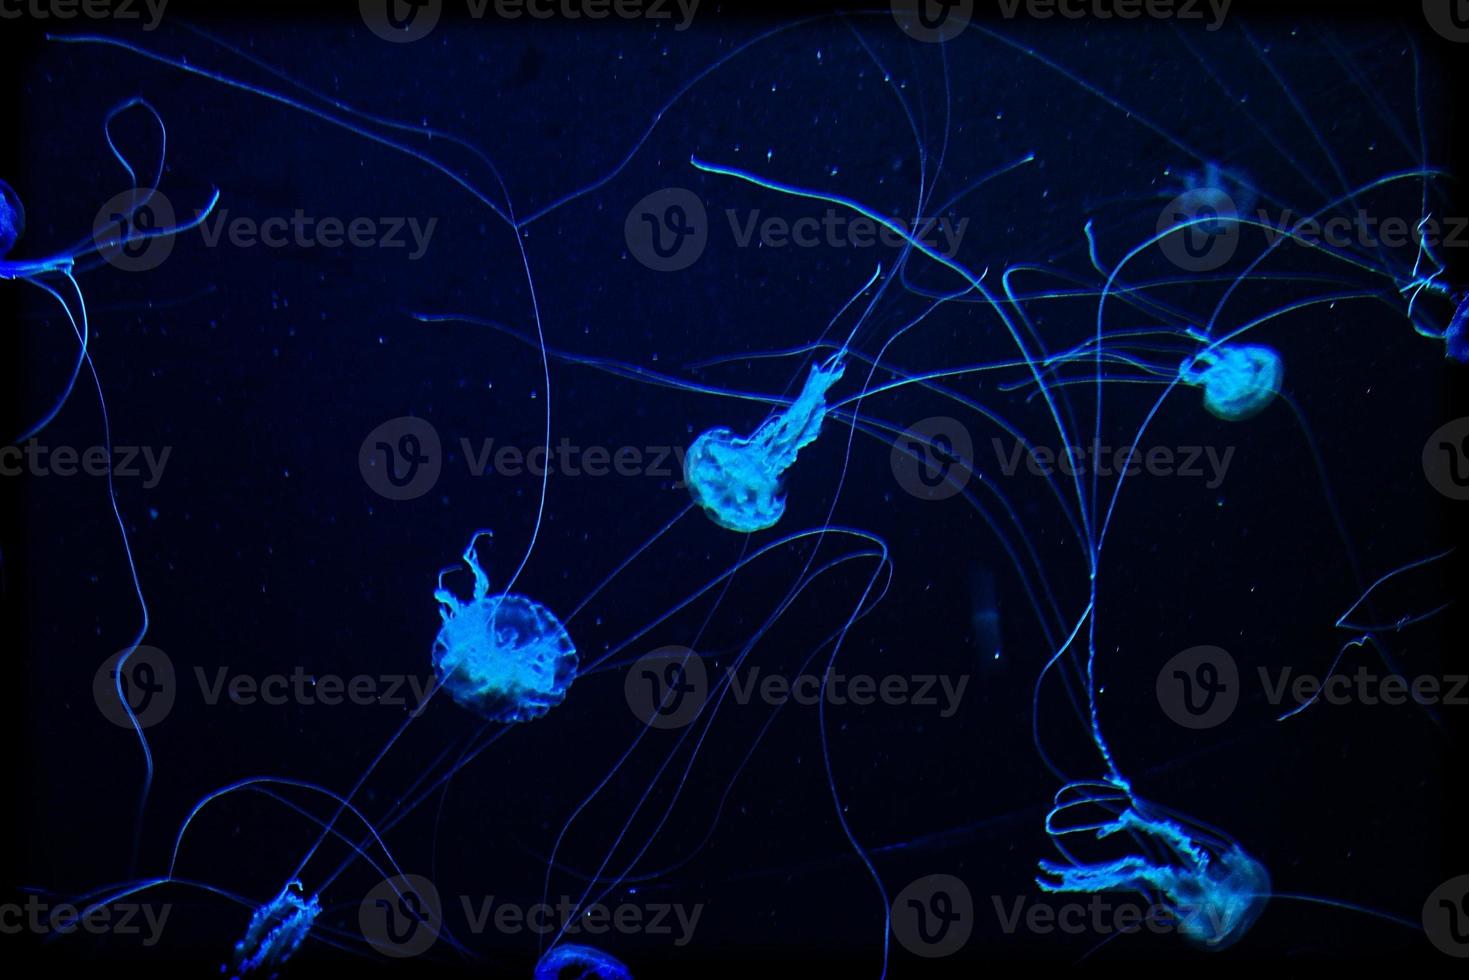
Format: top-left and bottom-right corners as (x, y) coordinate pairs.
(0, 178), (24, 256)
(432, 530), (577, 723)
(225, 880), (320, 979)
(1179, 344), (1283, 421)
(534, 944), (633, 980)
(1038, 797), (1270, 951)
(684, 357), (846, 532)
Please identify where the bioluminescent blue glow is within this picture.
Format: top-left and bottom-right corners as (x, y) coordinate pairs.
(1037, 784), (1270, 950)
(533, 944), (633, 980)
(684, 357), (846, 532)
(226, 880), (321, 979)
(1179, 344), (1284, 421)
(0, 177), (23, 256)
(17, 13), (1451, 976)
(433, 530), (578, 723)
(1447, 295), (1469, 363)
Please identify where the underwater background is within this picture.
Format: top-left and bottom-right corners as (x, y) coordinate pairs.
(2, 1), (1465, 974)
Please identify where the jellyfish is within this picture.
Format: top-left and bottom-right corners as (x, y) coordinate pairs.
(23, 15), (1447, 973)
(1037, 783), (1270, 951)
(534, 944), (633, 980)
(0, 177), (24, 256)
(432, 530), (579, 723)
(1178, 344), (1283, 422)
(1447, 294), (1469, 364)
(225, 880), (321, 979)
(684, 356), (846, 532)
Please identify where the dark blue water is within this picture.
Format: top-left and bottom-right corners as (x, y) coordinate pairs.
(3, 2), (1464, 975)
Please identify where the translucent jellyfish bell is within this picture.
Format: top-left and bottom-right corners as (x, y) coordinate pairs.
(0, 177), (25, 256)
(534, 944), (633, 980)
(432, 530), (578, 723)
(684, 358), (845, 532)
(1180, 344), (1283, 421)
(1446, 294), (1469, 363)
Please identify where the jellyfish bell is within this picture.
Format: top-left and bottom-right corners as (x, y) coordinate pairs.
(684, 358), (845, 533)
(1037, 785), (1271, 952)
(432, 530), (578, 723)
(0, 177), (25, 257)
(533, 944), (633, 980)
(1180, 344), (1283, 422)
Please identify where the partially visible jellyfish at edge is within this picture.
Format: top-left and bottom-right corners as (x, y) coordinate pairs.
(1179, 344), (1283, 422)
(684, 356), (846, 532)
(1446, 293), (1469, 364)
(534, 944), (634, 980)
(433, 529), (578, 723)
(0, 177), (25, 256)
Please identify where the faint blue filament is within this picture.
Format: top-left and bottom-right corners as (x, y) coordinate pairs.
(534, 944), (634, 980)
(1038, 789), (1270, 950)
(1179, 344), (1283, 421)
(433, 530), (578, 723)
(684, 357), (846, 532)
(225, 880), (321, 979)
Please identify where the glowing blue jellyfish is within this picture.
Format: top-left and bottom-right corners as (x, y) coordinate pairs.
(433, 530), (578, 723)
(225, 880), (321, 979)
(0, 177), (24, 256)
(1447, 295), (1469, 364)
(1038, 784), (1270, 950)
(1179, 344), (1282, 422)
(684, 357), (845, 532)
(534, 944), (633, 980)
